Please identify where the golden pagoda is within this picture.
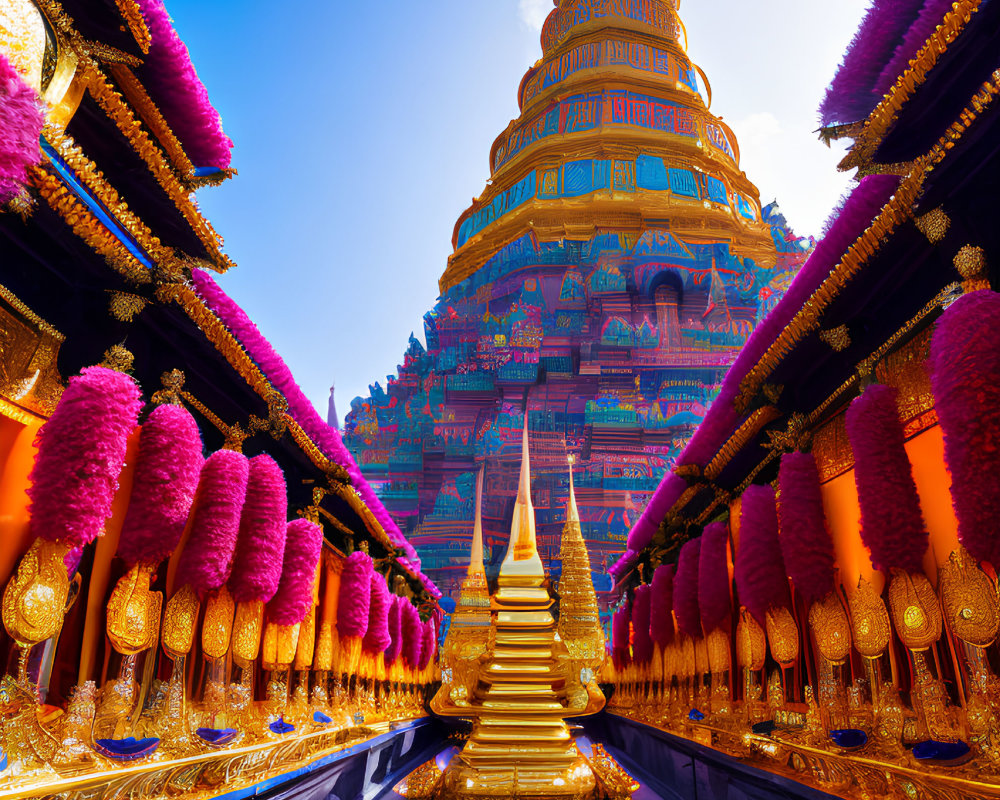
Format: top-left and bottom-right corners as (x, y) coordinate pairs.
(433, 422), (605, 798)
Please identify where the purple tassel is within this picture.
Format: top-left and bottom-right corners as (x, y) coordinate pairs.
(735, 485), (791, 624)
(698, 522), (732, 633)
(632, 584), (654, 664)
(362, 573), (392, 654)
(931, 291), (1000, 566)
(673, 538), (702, 638)
(778, 452), (836, 604)
(846, 384), (928, 574)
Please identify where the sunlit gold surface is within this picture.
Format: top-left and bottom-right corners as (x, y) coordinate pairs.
(2, 539), (70, 647)
(231, 600), (265, 665)
(106, 563), (160, 655)
(887, 570), (941, 650)
(202, 586), (235, 660)
(940, 547), (1000, 647)
(808, 592), (852, 664)
(847, 576), (891, 658)
(162, 583), (200, 657)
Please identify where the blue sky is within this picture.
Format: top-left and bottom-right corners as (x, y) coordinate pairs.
(166, 0), (869, 418)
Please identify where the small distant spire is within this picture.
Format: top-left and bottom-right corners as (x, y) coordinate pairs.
(469, 465), (485, 577)
(327, 383), (339, 430)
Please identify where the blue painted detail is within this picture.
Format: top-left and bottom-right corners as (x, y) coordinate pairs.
(705, 175), (728, 204)
(457, 171), (536, 247)
(93, 737), (160, 761)
(563, 159), (594, 196)
(269, 718), (295, 735)
(912, 739), (971, 763)
(195, 728), (238, 746)
(688, 709), (704, 721)
(669, 168), (698, 197)
(0, 749), (7, 772)
(313, 712), (333, 724)
(40, 138), (155, 269)
(829, 729), (867, 749)
(737, 195), (757, 220)
(636, 155), (668, 190)
(193, 166), (225, 177)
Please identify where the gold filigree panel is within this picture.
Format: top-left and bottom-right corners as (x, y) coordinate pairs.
(0, 284), (64, 419)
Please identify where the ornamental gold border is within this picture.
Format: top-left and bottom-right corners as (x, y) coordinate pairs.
(42, 125), (174, 267)
(107, 64), (197, 179)
(30, 163), (152, 285)
(113, 0), (150, 54)
(841, 0), (983, 171)
(80, 62), (234, 271)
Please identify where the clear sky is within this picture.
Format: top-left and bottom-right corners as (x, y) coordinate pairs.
(166, 0), (870, 419)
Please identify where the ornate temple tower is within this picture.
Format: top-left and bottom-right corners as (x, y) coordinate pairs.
(345, 0), (808, 605)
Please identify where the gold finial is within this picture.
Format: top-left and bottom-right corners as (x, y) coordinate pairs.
(99, 344), (134, 373)
(566, 453), (579, 525)
(498, 412), (544, 585)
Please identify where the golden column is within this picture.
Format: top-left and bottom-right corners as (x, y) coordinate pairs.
(434, 420), (602, 798)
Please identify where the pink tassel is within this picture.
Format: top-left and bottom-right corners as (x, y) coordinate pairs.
(267, 519), (323, 626)
(649, 564), (675, 647)
(229, 454), (288, 603)
(385, 595), (403, 665)
(418, 618), (436, 670)
(0, 52), (43, 203)
(117, 404), (203, 567)
(362, 573), (392, 654)
(402, 601), (423, 669)
(176, 450), (248, 597)
(631, 584), (653, 664)
(28, 367), (142, 549)
(612, 603), (631, 669)
(336, 550), (373, 639)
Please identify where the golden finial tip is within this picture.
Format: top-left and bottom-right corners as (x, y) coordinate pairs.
(567, 454), (575, 466)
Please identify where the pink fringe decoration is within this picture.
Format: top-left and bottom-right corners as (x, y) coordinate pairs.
(610, 175), (902, 578)
(117, 404), (203, 567)
(735, 485), (791, 624)
(336, 550), (374, 639)
(0, 53), (43, 203)
(612, 603), (631, 669)
(177, 449), (249, 596)
(931, 291), (1000, 566)
(778, 452), (836, 604)
(229, 454), (288, 603)
(650, 564), (675, 647)
(402, 601), (423, 669)
(385, 595), (403, 665)
(846, 384), (928, 573)
(418, 618), (436, 670)
(698, 522), (731, 633)
(28, 367), (142, 549)
(363, 573), (392, 654)
(673, 538), (702, 638)
(267, 519), (323, 626)
(631, 584), (653, 664)
(189, 272), (436, 594)
(135, 0), (232, 168)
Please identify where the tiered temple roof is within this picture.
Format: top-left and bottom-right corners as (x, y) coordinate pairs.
(345, 0), (810, 612)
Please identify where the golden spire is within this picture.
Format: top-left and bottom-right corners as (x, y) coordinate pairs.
(468, 465), (485, 578)
(498, 412), (545, 588)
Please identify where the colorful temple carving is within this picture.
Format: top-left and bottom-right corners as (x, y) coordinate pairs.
(344, 0), (810, 612)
